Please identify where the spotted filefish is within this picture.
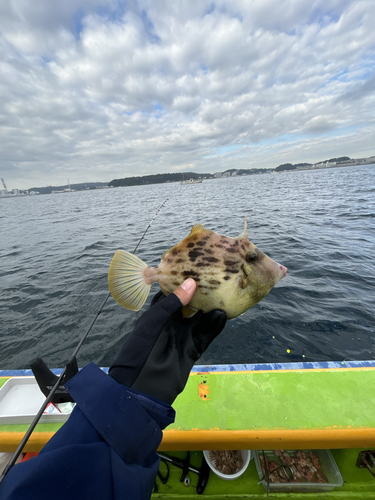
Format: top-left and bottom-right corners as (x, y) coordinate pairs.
(108, 217), (287, 319)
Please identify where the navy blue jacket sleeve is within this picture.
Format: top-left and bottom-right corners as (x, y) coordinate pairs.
(0, 363), (175, 500)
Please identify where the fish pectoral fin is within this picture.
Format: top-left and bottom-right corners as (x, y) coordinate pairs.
(108, 250), (151, 311)
(181, 305), (198, 318)
(240, 276), (249, 289)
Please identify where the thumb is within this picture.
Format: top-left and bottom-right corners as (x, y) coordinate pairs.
(173, 278), (197, 306)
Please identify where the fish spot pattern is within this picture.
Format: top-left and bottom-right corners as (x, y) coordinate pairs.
(183, 270), (199, 277)
(161, 232), (248, 303)
(203, 256), (219, 263)
(224, 259), (238, 267)
(224, 268), (238, 274)
(196, 262), (210, 267)
(188, 250), (205, 262)
(208, 279), (221, 286)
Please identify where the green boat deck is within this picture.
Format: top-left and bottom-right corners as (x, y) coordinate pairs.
(2, 365), (375, 497)
(2, 366), (375, 452)
(162, 367), (375, 451)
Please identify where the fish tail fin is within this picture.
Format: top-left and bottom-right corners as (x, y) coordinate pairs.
(108, 250), (151, 311)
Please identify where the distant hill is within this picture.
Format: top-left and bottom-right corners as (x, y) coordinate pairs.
(275, 163), (312, 172)
(108, 172), (212, 187)
(324, 156), (351, 163)
(223, 168), (271, 175)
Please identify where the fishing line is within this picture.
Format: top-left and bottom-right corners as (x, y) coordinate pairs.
(0, 198), (169, 483)
(133, 198), (168, 254)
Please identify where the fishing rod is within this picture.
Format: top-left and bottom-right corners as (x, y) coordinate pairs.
(0, 198), (169, 483)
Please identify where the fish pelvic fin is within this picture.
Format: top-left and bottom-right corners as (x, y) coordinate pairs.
(108, 250), (151, 311)
(181, 305), (198, 318)
(238, 216), (248, 240)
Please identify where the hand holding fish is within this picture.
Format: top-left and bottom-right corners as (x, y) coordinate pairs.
(109, 279), (227, 405)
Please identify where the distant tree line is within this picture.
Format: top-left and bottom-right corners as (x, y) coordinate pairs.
(275, 156), (352, 171)
(275, 163), (312, 172)
(223, 168), (270, 175)
(324, 156), (351, 163)
(108, 172), (211, 187)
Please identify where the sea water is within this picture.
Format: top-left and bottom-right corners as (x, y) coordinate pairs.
(0, 165), (374, 369)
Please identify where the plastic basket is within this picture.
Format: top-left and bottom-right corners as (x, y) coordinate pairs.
(203, 450), (252, 480)
(254, 449), (343, 493)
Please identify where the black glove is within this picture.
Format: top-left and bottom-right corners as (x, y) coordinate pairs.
(109, 291), (227, 405)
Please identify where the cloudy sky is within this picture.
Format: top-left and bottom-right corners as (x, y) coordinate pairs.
(1, 0), (374, 189)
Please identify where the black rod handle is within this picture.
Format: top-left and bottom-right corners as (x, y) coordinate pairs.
(197, 457), (210, 494)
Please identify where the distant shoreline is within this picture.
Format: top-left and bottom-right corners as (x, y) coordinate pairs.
(1, 155), (374, 197)
(275, 159), (375, 172)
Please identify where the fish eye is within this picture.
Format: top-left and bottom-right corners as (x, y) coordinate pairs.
(246, 251), (258, 262)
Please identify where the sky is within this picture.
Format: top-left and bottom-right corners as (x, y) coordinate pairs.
(1, 0), (375, 189)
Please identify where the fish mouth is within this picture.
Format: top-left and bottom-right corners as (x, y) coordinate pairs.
(280, 264), (288, 278)
(274, 263), (288, 283)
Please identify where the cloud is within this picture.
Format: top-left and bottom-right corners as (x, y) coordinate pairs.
(0, 0), (374, 188)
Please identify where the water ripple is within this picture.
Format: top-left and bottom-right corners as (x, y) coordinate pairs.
(0, 164), (374, 369)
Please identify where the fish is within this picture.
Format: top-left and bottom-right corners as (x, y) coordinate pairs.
(108, 217), (287, 319)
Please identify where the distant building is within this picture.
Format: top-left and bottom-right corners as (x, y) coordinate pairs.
(222, 171), (231, 177)
(214, 172), (222, 178)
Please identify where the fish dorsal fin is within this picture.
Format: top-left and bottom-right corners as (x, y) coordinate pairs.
(189, 223), (205, 236)
(161, 223), (206, 260)
(238, 216), (248, 240)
